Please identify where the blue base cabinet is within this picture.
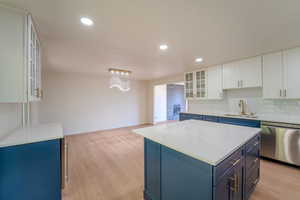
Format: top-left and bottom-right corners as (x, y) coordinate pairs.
(0, 140), (61, 200)
(179, 113), (261, 128)
(144, 135), (260, 200)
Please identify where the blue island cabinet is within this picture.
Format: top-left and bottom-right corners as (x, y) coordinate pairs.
(0, 139), (61, 200)
(144, 135), (260, 200)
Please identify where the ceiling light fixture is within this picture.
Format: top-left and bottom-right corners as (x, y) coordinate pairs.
(160, 44), (168, 50)
(80, 17), (94, 26)
(195, 57), (203, 63)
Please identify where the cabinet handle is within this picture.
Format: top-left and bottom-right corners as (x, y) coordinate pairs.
(35, 88), (43, 98)
(284, 89), (287, 97)
(231, 158), (241, 166)
(280, 90), (282, 97)
(65, 141), (69, 183)
(230, 174), (239, 193)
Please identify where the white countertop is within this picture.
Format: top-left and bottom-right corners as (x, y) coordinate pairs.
(133, 120), (260, 166)
(182, 111), (300, 125)
(0, 123), (63, 148)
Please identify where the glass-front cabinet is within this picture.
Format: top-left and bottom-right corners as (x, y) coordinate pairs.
(185, 70), (207, 99)
(185, 72), (194, 98)
(184, 65), (223, 100)
(195, 70), (207, 98)
(0, 6), (42, 103)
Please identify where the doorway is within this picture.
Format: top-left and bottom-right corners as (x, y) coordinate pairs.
(153, 83), (186, 124)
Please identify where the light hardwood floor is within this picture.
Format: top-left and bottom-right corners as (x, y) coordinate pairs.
(62, 125), (300, 200)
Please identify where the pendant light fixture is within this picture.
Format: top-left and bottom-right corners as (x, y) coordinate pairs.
(109, 68), (131, 92)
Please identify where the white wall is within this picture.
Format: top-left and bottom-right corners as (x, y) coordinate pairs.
(0, 104), (22, 137)
(38, 71), (148, 135)
(188, 88), (300, 117)
(154, 85), (167, 123)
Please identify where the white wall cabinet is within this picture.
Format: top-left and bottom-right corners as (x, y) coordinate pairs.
(263, 47), (300, 99)
(222, 61), (239, 89)
(184, 72), (194, 99)
(207, 65), (223, 99)
(184, 65), (223, 100)
(223, 56), (262, 90)
(283, 47), (300, 99)
(0, 6), (42, 103)
(262, 52), (284, 99)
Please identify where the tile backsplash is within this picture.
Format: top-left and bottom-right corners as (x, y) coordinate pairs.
(188, 88), (300, 116)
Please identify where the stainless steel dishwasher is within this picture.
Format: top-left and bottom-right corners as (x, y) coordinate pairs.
(261, 121), (300, 166)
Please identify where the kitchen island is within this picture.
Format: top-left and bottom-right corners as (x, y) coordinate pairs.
(133, 120), (261, 200)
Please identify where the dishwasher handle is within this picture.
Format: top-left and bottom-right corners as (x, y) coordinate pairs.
(261, 121), (300, 129)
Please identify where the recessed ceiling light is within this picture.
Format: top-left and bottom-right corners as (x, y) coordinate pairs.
(80, 17), (94, 26)
(195, 57), (203, 63)
(160, 44), (168, 50)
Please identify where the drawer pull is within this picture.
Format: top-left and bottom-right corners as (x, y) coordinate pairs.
(230, 174), (239, 193)
(231, 159), (241, 166)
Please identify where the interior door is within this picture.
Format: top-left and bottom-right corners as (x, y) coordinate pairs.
(262, 52), (283, 99)
(239, 56), (262, 88)
(154, 84), (167, 123)
(283, 47), (300, 99)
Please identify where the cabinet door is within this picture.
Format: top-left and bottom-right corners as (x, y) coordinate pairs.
(28, 15), (42, 102)
(215, 160), (243, 200)
(185, 72), (194, 98)
(0, 140), (61, 200)
(144, 139), (161, 200)
(195, 70), (207, 98)
(0, 7), (26, 103)
(223, 62), (239, 89)
(262, 52), (283, 99)
(283, 47), (300, 99)
(239, 56), (262, 88)
(207, 65), (223, 99)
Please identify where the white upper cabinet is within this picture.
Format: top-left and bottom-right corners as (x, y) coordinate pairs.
(239, 56), (262, 88)
(184, 72), (194, 99)
(262, 52), (283, 99)
(283, 47), (300, 99)
(207, 65), (223, 99)
(223, 56), (262, 90)
(0, 6), (42, 103)
(223, 61), (239, 89)
(263, 47), (300, 99)
(28, 16), (42, 101)
(195, 70), (207, 99)
(184, 65), (223, 100)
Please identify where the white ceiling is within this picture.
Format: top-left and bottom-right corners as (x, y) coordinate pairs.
(2, 0), (300, 80)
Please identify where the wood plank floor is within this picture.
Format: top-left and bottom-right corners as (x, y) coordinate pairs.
(62, 124), (300, 200)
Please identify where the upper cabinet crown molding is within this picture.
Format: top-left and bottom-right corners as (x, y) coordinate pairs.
(263, 47), (300, 99)
(0, 6), (42, 103)
(223, 56), (262, 90)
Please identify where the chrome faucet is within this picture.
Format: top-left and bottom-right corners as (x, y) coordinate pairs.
(238, 100), (246, 115)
